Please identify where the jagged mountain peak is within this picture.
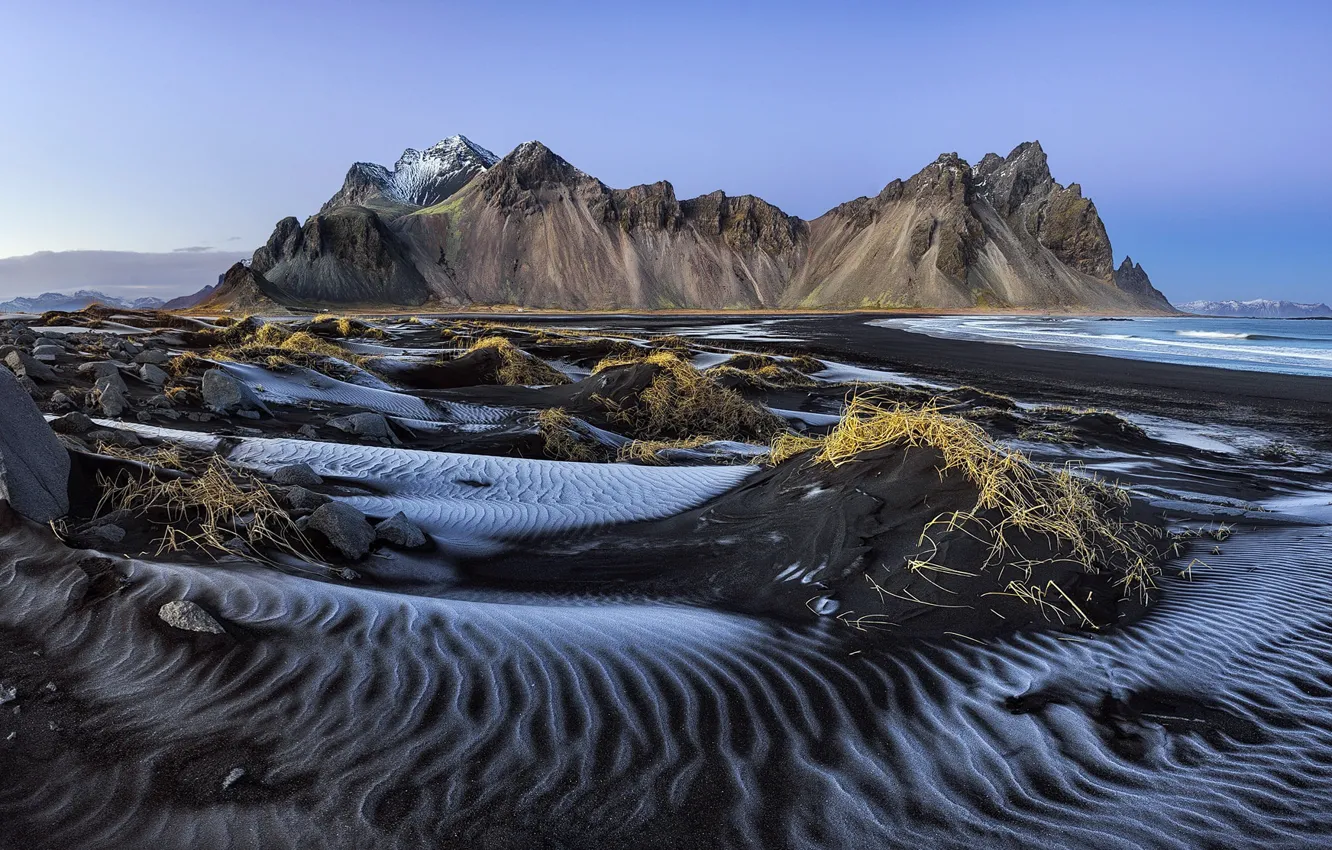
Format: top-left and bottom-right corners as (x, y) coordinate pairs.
(322, 134), (500, 213)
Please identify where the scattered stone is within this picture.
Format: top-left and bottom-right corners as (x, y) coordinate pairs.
(31, 344), (64, 361)
(221, 767), (246, 791)
(134, 349), (170, 365)
(50, 411), (94, 435)
(86, 428), (141, 448)
(147, 394), (173, 408)
(93, 376), (129, 417)
(202, 369), (270, 416)
(78, 361), (125, 382)
(158, 600), (226, 634)
(272, 463), (323, 487)
(307, 502), (375, 560)
(284, 485), (331, 511)
(5, 350), (56, 382)
(49, 390), (75, 411)
(0, 367), (71, 522)
(0, 684), (15, 706)
(328, 412), (398, 443)
(296, 424), (319, 439)
(375, 512), (427, 549)
(139, 363), (169, 386)
(71, 524), (126, 549)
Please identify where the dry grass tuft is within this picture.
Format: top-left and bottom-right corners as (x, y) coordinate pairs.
(616, 437), (716, 465)
(535, 408), (601, 461)
(95, 458), (321, 563)
(768, 396), (1164, 606)
(166, 351), (204, 377)
(591, 351), (785, 443)
(466, 336), (570, 385)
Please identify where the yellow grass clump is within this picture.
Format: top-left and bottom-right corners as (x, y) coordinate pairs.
(94, 458), (322, 563)
(616, 436), (715, 465)
(767, 396), (1163, 604)
(466, 336), (570, 386)
(535, 408), (600, 461)
(591, 351), (785, 443)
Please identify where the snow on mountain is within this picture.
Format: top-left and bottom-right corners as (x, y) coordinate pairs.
(0, 289), (165, 313)
(322, 135), (500, 212)
(1179, 299), (1332, 318)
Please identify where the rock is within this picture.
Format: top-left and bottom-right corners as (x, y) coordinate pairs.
(77, 361), (125, 381)
(158, 600), (226, 634)
(5, 350), (56, 382)
(284, 485), (331, 511)
(16, 376), (41, 399)
(202, 369), (271, 416)
(134, 349), (170, 365)
(374, 512), (427, 548)
(296, 424), (319, 439)
(147, 394), (173, 408)
(50, 411), (94, 435)
(0, 368), (71, 522)
(221, 767), (246, 791)
(49, 390), (75, 411)
(328, 412), (398, 443)
(307, 501), (375, 560)
(272, 463), (323, 487)
(31, 344), (64, 361)
(93, 376), (129, 417)
(71, 523), (126, 549)
(139, 363), (169, 386)
(85, 428), (141, 448)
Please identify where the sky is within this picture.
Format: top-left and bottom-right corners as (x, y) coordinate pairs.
(0, 0), (1328, 304)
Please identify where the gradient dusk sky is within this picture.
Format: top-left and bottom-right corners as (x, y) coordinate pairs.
(1, 0), (1328, 303)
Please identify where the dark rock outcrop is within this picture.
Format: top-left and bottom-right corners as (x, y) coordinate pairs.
(0, 368), (70, 522)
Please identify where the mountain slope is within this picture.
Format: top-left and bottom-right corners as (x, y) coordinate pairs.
(227, 137), (1173, 313)
(0, 290), (165, 313)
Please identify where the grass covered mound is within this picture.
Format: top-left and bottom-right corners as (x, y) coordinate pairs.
(583, 350), (785, 443)
(386, 337), (571, 390)
(705, 353), (822, 390)
(766, 397), (1168, 629)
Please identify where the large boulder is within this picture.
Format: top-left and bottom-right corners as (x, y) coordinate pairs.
(328, 412), (399, 443)
(0, 368), (70, 521)
(201, 369), (271, 416)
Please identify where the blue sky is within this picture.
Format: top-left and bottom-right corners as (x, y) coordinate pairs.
(0, 0), (1327, 302)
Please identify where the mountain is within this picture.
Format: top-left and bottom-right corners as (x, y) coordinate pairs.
(320, 135), (500, 215)
(0, 289), (165, 313)
(162, 279), (220, 310)
(1179, 299), (1332, 318)
(209, 138), (1173, 313)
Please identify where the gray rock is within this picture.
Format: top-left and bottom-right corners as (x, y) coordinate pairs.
(328, 412), (398, 443)
(139, 364), (169, 386)
(0, 368), (70, 522)
(49, 390), (75, 411)
(77, 360), (124, 381)
(284, 485), (331, 511)
(374, 512), (427, 548)
(93, 376), (129, 417)
(16, 376), (41, 399)
(134, 349), (170, 365)
(307, 501), (375, 560)
(201, 369), (271, 416)
(50, 411), (94, 435)
(147, 394), (173, 408)
(296, 424), (319, 439)
(158, 600), (225, 634)
(72, 523), (125, 549)
(86, 428), (141, 448)
(272, 463), (323, 487)
(31, 344), (64, 361)
(5, 350), (56, 382)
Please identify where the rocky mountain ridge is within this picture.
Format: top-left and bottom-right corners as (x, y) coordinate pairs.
(0, 290), (165, 313)
(206, 138), (1173, 313)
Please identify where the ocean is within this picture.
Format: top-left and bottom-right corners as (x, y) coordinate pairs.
(870, 315), (1332, 378)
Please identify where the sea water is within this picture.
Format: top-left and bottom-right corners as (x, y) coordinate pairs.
(870, 315), (1332, 378)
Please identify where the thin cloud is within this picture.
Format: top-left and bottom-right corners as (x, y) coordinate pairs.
(172, 245), (215, 253)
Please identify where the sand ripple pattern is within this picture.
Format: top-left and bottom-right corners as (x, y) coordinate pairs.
(1, 522), (1330, 848)
(227, 437), (755, 549)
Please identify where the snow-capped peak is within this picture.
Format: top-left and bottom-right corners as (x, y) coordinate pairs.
(324, 135), (500, 212)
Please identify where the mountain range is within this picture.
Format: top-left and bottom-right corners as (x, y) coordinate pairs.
(0, 289), (165, 314)
(202, 136), (1173, 313)
(1179, 299), (1332, 319)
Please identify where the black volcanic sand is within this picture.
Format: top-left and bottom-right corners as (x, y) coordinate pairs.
(3, 308), (1332, 848)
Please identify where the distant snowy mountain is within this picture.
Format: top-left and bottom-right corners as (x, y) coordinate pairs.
(321, 135), (500, 213)
(1179, 299), (1332, 318)
(0, 289), (165, 313)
